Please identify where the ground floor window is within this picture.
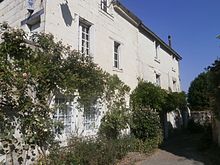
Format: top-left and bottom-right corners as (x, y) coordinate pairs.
(83, 106), (97, 130)
(53, 98), (72, 134)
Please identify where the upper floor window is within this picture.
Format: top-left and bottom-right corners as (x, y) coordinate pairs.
(79, 22), (90, 56)
(156, 74), (161, 86)
(114, 41), (120, 69)
(173, 80), (177, 92)
(101, 0), (108, 12)
(155, 42), (160, 59)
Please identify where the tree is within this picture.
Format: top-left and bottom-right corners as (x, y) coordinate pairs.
(208, 59), (220, 118)
(0, 24), (107, 164)
(188, 72), (211, 111)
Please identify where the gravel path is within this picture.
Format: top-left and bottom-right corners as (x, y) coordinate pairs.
(136, 133), (212, 165)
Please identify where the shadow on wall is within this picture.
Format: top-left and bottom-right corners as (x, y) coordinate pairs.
(60, 3), (73, 26)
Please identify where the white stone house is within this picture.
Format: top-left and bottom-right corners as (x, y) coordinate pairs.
(0, 0), (183, 139)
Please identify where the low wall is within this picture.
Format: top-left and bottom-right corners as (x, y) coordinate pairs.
(190, 111), (212, 125)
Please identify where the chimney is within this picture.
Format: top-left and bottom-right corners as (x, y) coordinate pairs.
(168, 35), (172, 47)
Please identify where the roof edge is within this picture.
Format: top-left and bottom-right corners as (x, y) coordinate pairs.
(113, 0), (182, 60)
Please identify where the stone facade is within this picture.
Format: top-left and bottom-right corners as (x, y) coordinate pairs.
(0, 0), (182, 139)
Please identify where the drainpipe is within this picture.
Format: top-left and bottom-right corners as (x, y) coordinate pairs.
(43, 0), (47, 33)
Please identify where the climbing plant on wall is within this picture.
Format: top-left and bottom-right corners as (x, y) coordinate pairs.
(98, 75), (130, 139)
(0, 23), (108, 164)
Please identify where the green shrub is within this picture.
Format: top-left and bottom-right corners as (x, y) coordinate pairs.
(130, 108), (162, 144)
(98, 108), (129, 139)
(44, 136), (158, 165)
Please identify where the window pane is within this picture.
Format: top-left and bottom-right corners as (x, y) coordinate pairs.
(114, 53), (118, 60)
(82, 33), (85, 39)
(114, 61), (118, 68)
(84, 107), (96, 130)
(114, 41), (120, 68)
(54, 98), (73, 134)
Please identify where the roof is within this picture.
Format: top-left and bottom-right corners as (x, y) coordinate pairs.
(113, 0), (182, 60)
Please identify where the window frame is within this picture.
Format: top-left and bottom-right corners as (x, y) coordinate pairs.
(155, 74), (161, 86)
(155, 41), (160, 60)
(79, 21), (91, 56)
(172, 79), (177, 92)
(113, 41), (120, 69)
(53, 97), (72, 134)
(83, 107), (96, 130)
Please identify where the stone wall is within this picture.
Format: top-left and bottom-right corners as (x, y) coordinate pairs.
(190, 111), (212, 125)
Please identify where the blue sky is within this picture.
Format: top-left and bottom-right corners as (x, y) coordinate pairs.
(120, 0), (220, 92)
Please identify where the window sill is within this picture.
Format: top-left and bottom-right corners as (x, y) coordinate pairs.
(98, 9), (114, 20)
(112, 67), (123, 73)
(154, 57), (160, 63)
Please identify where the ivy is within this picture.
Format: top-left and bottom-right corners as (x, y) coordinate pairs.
(99, 75), (130, 139)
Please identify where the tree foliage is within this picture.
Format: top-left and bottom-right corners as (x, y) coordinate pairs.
(188, 72), (211, 111)
(130, 81), (167, 112)
(164, 92), (187, 112)
(130, 80), (187, 142)
(208, 59), (220, 118)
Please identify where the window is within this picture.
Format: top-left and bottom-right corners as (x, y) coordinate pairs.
(114, 41), (120, 69)
(173, 80), (177, 92)
(83, 107), (96, 130)
(155, 42), (160, 59)
(53, 98), (72, 134)
(79, 22), (90, 56)
(156, 74), (161, 86)
(101, 0), (108, 12)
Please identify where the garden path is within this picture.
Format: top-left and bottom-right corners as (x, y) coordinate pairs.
(136, 132), (213, 165)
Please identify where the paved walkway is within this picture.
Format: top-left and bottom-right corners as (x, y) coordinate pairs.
(136, 133), (212, 165)
(136, 149), (204, 165)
